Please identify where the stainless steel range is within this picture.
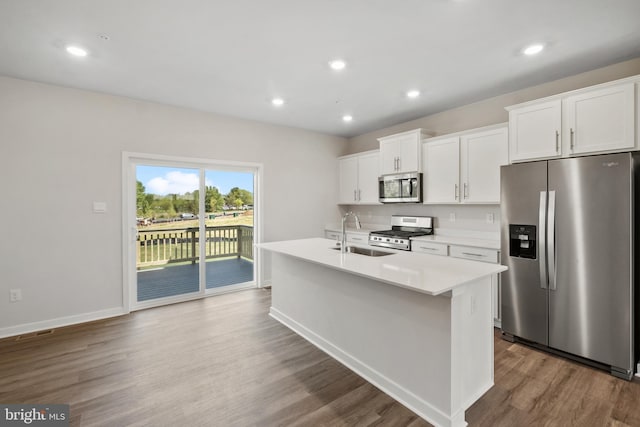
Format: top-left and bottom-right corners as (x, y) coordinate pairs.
(369, 215), (433, 251)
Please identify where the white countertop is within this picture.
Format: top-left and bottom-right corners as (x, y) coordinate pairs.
(258, 238), (506, 296)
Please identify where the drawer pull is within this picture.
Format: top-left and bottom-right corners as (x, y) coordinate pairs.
(420, 246), (438, 251)
(352, 237), (363, 241)
(462, 252), (485, 257)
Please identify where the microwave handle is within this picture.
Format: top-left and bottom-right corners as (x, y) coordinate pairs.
(409, 178), (416, 196)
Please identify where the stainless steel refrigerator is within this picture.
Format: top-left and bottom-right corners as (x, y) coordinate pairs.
(500, 152), (637, 380)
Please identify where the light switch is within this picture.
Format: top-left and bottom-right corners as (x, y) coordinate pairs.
(93, 201), (107, 213)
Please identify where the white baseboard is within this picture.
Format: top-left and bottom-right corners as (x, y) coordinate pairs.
(269, 307), (456, 427)
(0, 307), (127, 340)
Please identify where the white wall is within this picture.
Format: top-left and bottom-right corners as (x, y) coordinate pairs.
(0, 76), (345, 335)
(347, 57), (640, 154)
(335, 204), (501, 236)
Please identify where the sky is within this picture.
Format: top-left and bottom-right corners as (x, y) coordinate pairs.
(136, 165), (254, 196)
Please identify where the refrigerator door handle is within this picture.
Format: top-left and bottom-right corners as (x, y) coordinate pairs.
(539, 191), (548, 289)
(548, 190), (557, 290)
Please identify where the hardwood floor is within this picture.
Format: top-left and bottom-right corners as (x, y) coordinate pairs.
(1, 288), (640, 426)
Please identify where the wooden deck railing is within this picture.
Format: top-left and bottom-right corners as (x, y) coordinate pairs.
(137, 225), (254, 267)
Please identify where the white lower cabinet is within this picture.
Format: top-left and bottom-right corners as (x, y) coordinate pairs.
(412, 241), (448, 256)
(414, 241), (502, 327)
(324, 230), (370, 246)
(325, 230), (341, 241)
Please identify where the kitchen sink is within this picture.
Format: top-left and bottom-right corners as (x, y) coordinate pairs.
(331, 246), (395, 257)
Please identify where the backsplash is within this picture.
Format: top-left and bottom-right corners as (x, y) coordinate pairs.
(337, 204), (501, 233)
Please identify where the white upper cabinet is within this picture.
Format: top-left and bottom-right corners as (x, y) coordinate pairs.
(338, 150), (380, 204)
(509, 99), (561, 162)
(378, 129), (430, 174)
(423, 137), (460, 203)
(507, 78), (638, 163)
(356, 151), (380, 203)
(461, 126), (509, 203)
(338, 156), (359, 204)
(422, 124), (508, 204)
(563, 83), (635, 155)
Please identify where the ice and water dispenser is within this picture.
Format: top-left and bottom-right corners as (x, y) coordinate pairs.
(508, 224), (537, 259)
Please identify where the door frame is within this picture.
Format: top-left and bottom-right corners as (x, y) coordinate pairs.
(121, 151), (263, 312)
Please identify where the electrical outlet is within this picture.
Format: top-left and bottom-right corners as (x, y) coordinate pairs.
(10, 289), (22, 302)
(449, 213), (456, 222)
(486, 213), (495, 224)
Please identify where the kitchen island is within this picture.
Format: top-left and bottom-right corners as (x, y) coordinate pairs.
(258, 238), (507, 427)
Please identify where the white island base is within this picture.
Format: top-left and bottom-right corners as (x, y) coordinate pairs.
(267, 250), (496, 427)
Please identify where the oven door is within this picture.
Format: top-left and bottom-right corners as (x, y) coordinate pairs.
(378, 173), (422, 203)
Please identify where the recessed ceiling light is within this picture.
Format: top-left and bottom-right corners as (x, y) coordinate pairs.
(342, 115), (353, 122)
(407, 90), (420, 99)
(523, 43), (544, 56)
(271, 98), (285, 106)
(329, 59), (346, 71)
(66, 45), (88, 57)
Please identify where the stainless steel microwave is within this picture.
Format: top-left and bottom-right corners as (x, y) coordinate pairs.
(378, 172), (422, 203)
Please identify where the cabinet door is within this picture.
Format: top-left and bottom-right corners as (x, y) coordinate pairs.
(461, 127), (508, 203)
(397, 136), (420, 172)
(564, 83), (635, 155)
(422, 137), (460, 203)
(338, 157), (358, 204)
(509, 100), (561, 162)
(357, 152), (380, 204)
(379, 139), (401, 175)
(379, 131), (421, 174)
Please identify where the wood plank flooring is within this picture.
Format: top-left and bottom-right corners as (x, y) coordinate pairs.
(2, 288), (640, 426)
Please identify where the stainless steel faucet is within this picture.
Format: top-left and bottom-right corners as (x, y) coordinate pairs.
(341, 211), (361, 254)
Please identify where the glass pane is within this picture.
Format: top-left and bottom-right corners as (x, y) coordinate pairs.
(203, 170), (254, 289)
(135, 165), (200, 301)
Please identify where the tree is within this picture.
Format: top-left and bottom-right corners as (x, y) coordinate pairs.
(225, 187), (253, 208)
(136, 181), (151, 217)
(206, 186), (224, 212)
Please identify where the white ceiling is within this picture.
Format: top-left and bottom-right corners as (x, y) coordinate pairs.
(1, 0), (640, 138)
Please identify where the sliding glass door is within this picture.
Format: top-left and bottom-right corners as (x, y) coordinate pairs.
(125, 154), (259, 310)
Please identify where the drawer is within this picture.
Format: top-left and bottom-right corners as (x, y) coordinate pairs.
(325, 231), (341, 240)
(449, 245), (499, 263)
(346, 233), (368, 245)
(412, 241), (448, 256)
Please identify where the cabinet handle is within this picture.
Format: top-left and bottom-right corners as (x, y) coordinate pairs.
(353, 189), (357, 201)
(570, 128), (574, 150)
(352, 237), (363, 241)
(555, 130), (560, 152)
(462, 252), (485, 257)
(397, 157), (400, 171)
(420, 246), (438, 251)
(464, 183), (468, 199)
(358, 189), (361, 201)
(454, 184), (459, 200)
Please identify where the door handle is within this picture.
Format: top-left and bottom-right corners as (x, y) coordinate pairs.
(353, 189), (357, 201)
(548, 191), (556, 291)
(454, 184), (459, 200)
(463, 183), (468, 199)
(555, 130), (560, 152)
(539, 191), (548, 289)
